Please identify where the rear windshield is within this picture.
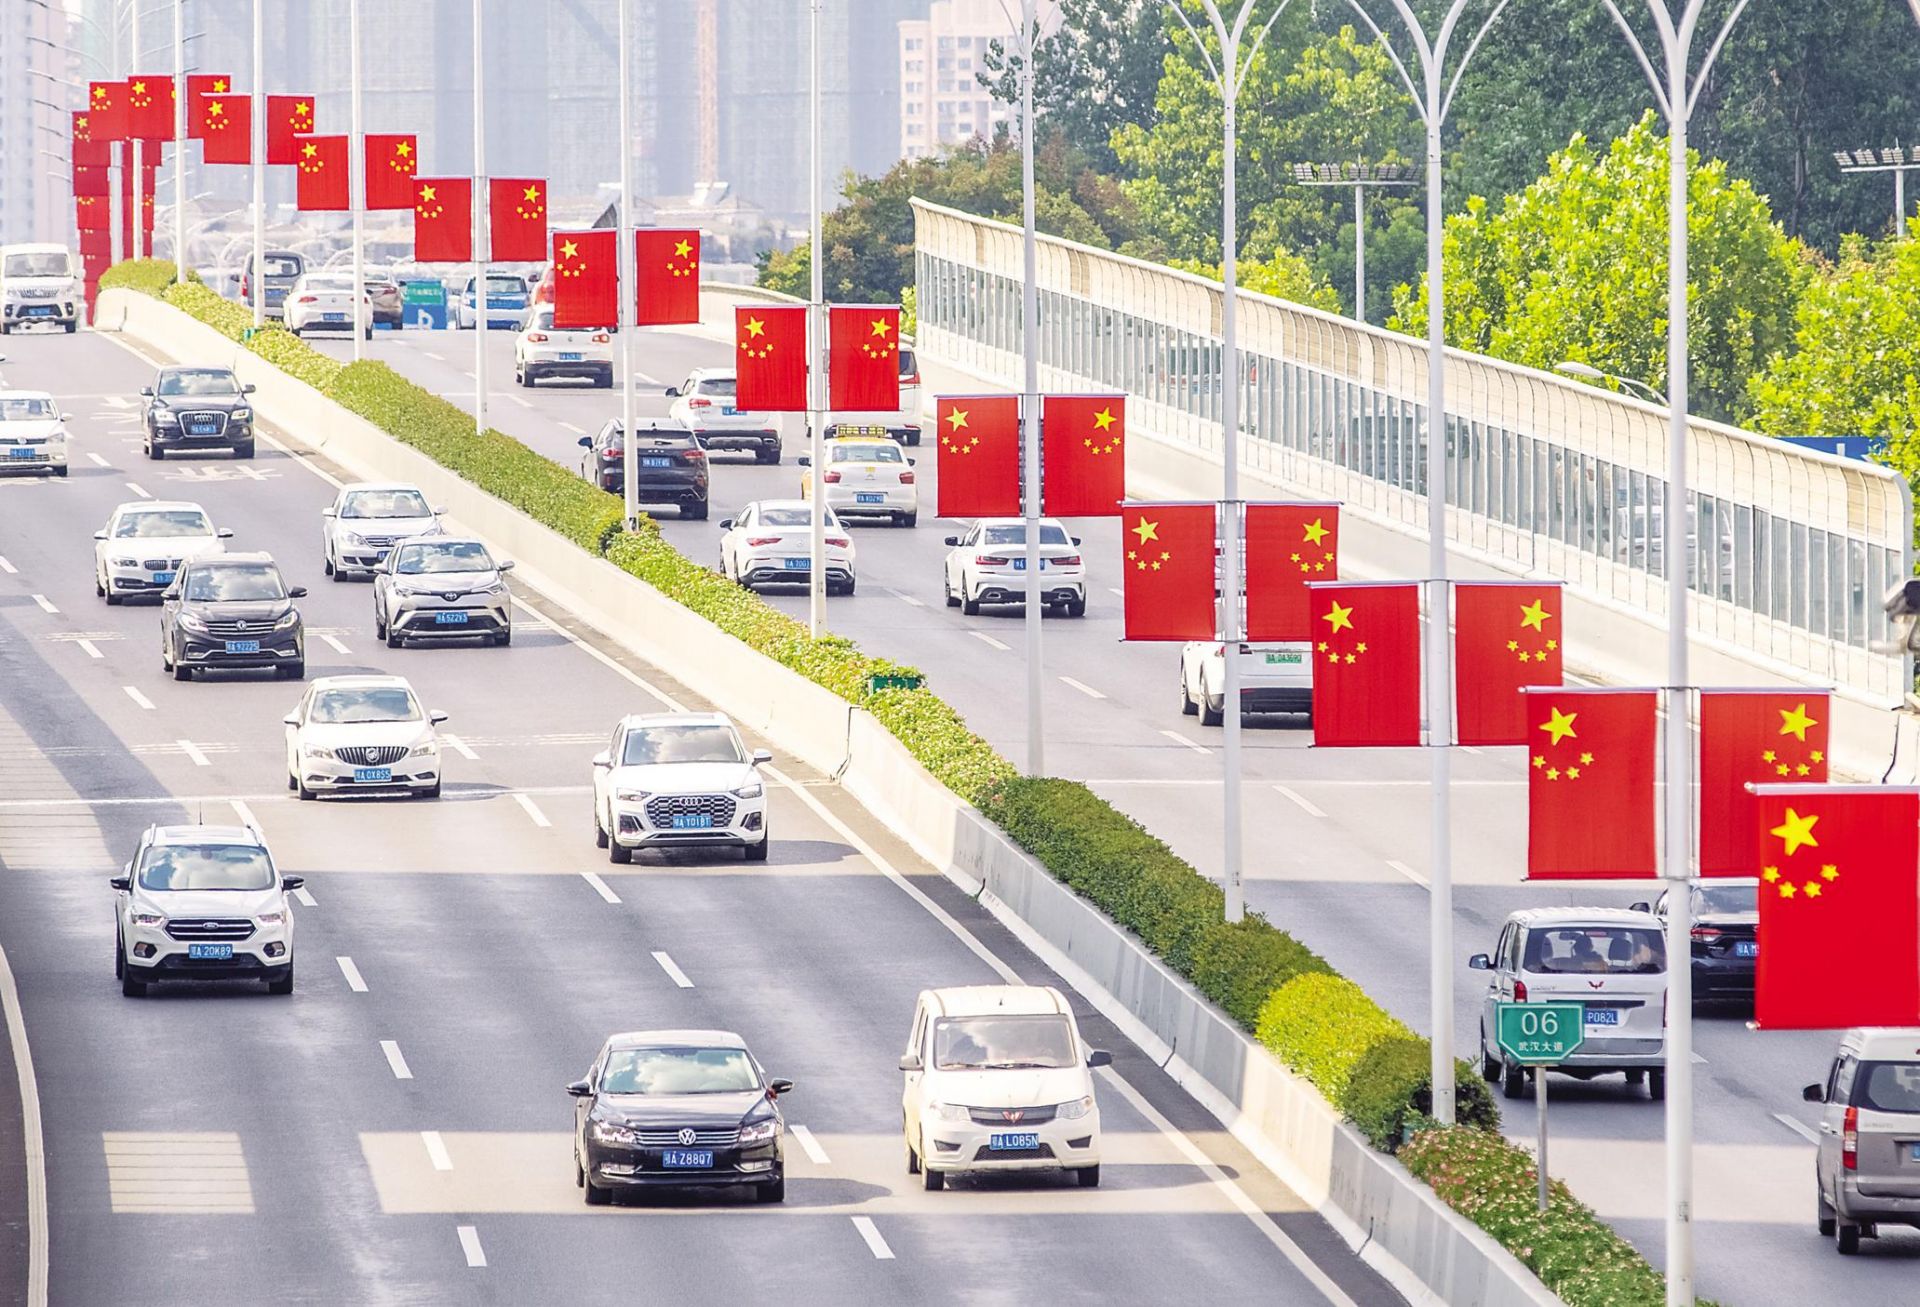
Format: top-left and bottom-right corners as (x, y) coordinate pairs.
(157, 369), (241, 397)
(1857, 1062), (1920, 1114)
(1694, 883), (1756, 915)
(982, 524), (1070, 546)
(756, 507), (821, 528)
(139, 844), (274, 892)
(184, 564), (284, 601)
(480, 276), (525, 294)
(0, 397), (57, 420)
(898, 348), (917, 377)
(696, 377), (737, 398)
(5, 252), (71, 278)
(830, 443), (903, 464)
(116, 509), (211, 538)
(258, 254), (302, 277)
(1523, 926), (1666, 975)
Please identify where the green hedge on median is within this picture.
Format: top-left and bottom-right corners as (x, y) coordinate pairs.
(114, 258), (1701, 1307)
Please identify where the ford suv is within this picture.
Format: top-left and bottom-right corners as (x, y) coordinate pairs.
(112, 824), (302, 995)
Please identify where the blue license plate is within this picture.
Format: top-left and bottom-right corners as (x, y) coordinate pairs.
(1584, 1008), (1621, 1026)
(989, 1133), (1040, 1151)
(662, 1150), (713, 1169)
(559, 351), (582, 361)
(434, 611), (469, 625)
(1910, 1143), (1920, 1162)
(7, 448), (35, 459)
(151, 571), (174, 585)
(187, 943), (232, 960)
(1012, 558), (1043, 571)
(641, 456), (671, 468)
(721, 405), (739, 416)
(25, 307), (53, 318)
(188, 423), (218, 435)
(782, 557), (809, 570)
(323, 312), (346, 322)
(670, 813), (713, 830)
(353, 767), (392, 784)
(224, 639), (260, 654)
(856, 492), (885, 504)
(1735, 940), (1758, 958)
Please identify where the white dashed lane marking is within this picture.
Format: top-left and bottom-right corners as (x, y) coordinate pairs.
(75, 639), (103, 659)
(1773, 1113), (1819, 1143)
(336, 957), (368, 992)
(422, 1131), (454, 1171)
(968, 631), (1009, 652)
(851, 1216), (895, 1260)
(228, 800), (259, 830)
(512, 793), (551, 827)
(1158, 730), (1209, 754)
(123, 686), (154, 710)
(651, 950), (694, 989)
(30, 595), (57, 614)
(317, 633), (351, 655)
(124, 482), (151, 499)
(1060, 676), (1105, 700)
(441, 734), (479, 761)
(457, 1225), (486, 1267)
(580, 872), (621, 904)
(87, 452), (111, 468)
(175, 740), (210, 767)
(790, 1125), (830, 1165)
(1387, 859), (1427, 887)
(292, 886), (318, 908)
(0, 556), (15, 574)
(381, 1040), (414, 1080)
(1274, 785), (1326, 818)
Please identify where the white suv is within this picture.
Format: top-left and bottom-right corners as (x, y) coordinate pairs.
(900, 985), (1111, 1190)
(592, 712), (772, 862)
(1179, 640), (1313, 725)
(667, 366), (781, 463)
(112, 824), (301, 996)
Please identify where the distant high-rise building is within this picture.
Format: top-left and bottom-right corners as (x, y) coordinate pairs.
(0, 0), (80, 245)
(898, 0), (1055, 162)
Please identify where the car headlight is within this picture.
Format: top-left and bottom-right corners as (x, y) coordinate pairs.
(231, 408), (252, 422)
(732, 780), (763, 799)
(342, 531), (368, 547)
(931, 1103), (970, 1123)
(255, 911), (285, 926)
(614, 789), (651, 802)
(152, 409), (179, 425)
(738, 1116), (780, 1145)
(301, 744), (335, 760)
(589, 1120), (638, 1146)
(1056, 1095), (1095, 1121)
(177, 611), (209, 632)
(407, 739), (437, 757)
(273, 610), (300, 630)
(129, 910), (165, 928)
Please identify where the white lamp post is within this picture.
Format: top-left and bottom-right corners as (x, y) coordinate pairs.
(807, 0), (828, 637)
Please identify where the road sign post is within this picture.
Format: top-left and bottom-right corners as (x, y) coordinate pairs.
(1496, 1001), (1584, 1212)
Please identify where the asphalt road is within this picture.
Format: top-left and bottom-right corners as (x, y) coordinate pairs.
(287, 322), (1920, 1301)
(0, 322), (1402, 1305)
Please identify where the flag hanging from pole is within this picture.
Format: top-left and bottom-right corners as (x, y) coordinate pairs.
(734, 306), (808, 411)
(126, 75), (174, 143)
(1700, 691), (1831, 877)
(87, 82), (128, 141)
(294, 135), (349, 210)
(1244, 502), (1339, 641)
(935, 395), (1021, 518)
(266, 96), (316, 165)
(489, 179), (548, 262)
(1524, 688), (1658, 879)
(1041, 394), (1126, 517)
(72, 166), (111, 199)
(72, 111), (110, 167)
(1119, 503), (1216, 641)
(184, 74), (232, 140)
(1454, 581), (1565, 746)
(1307, 581), (1422, 747)
(633, 229), (702, 325)
(552, 230), (618, 330)
(198, 95), (250, 165)
(412, 179), (472, 263)
(828, 305), (902, 412)
(75, 196), (109, 232)
(363, 134), (418, 210)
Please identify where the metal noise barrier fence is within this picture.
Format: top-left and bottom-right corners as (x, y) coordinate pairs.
(910, 198), (1915, 709)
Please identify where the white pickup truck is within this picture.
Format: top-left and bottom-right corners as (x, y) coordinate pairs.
(1179, 640), (1313, 725)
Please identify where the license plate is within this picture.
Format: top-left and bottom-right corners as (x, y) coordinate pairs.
(224, 639), (260, 654)
(1584, 1008), (1621, 1026)
(6, 448), (35, 459)
(353, 767), (392, 784)
(434, 611), (469, 625)
(188, 423), (218, 435)
(721, 405), (739, 416)
(323, 312), (346, 322)
(670, 813), (713, 830)
(856, 492), (885, 504)
(26, 307), (53, 317)
(187, 943), (232, 960)
(662, 1150), (713, 1169)
(1265, 652), (1304, 665)
(989, 1132), (1040, 1151)
(641, 456), (671, 468)
(1012, 558), (1041, 571)
(782, 557), (809, 570)
(151, 571), (175, 585)
(1910, 1143), (1920, 1162)
(559, 351), (582, 361)
(1735, 940), (1758, 958)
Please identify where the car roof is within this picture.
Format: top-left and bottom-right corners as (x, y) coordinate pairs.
(746, 499), (816, 512)
(188, 551), (275, 566)
(148, 824), (264, 848)
(309, 674), (414, 691)
(156, 363), (235, 372)
(969, 517), (1068, 530)
(0, 389), (54, 401)
(1507, 907), (1663, 928)
(923, 985), (1070, 1018)
(1839, 1029), (1920, 1059)
(618, 711), (733, 732)
(605, 1028), (747, 1051)
(339, 481), (425, 494)
(688, 366), (734, 379)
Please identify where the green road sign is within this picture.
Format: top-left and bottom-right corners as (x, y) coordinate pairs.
(1495, 1001), (1585, 1065)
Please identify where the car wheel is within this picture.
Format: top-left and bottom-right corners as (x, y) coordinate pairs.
(53, 465), (67, 478)
(1076, 1165), (1101, 1188)
(298, 778), (316, 801)
(495, 626), (511, 647)
(608, 835), (631, 865)
(962, 593), (981, 616)
(121, 970), (146, 997)
(1818, 1193), (1837, 1237)
(287, 770), (297, 792)
(114, 932), (125, 979)
(899, 511), (918, 528)
(906, 1128), (920, 1174)
(594, 807), (609, 849)
(684, 500), (709, 521)
(1647, 1069), (1666, 1100)
(922, 1161), (945, 1191)
(105, 591), (122, 607)
(744, 832), (769, 862)
(324, 552), (336, 578)
(754, 1174), (786, 1203)
(64, 322), (77, 334)
(944, 576), (959, 608)
(172, 651), (193, 682)
(267, 966), (293, 995)
(1479, 1026), (1500, 1082)
(1625, 1069), (1645, 1085)
(1200, 686), (1223, 727)
(234, 443), (254, 459)
(418, 781), (442, 799)
(1065, 598), (1086, 618)
(289, 326), (301, 338)
(1837, 1221), (1861, 1255)
(146, 441), (163, 460)
(1180, 671), (1198, 716)
(386, 629), (403, 649)
(584, 1178), (610, 1206)
(281, 661), (305, 681)
(96, 575), (105, 597)
(1501, 1059), (1527, 1100)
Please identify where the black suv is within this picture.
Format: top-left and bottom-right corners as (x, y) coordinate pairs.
(578, 421), (710, 520)
(142, 366), (257, 459)
(161, 553), (307, 681)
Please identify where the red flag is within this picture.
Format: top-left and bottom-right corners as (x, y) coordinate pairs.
(1308, 582), (1422, 747)
(1454, 581), (1565, 746)
(75, 196), (109, 232)
(87, 82), (127, 141)
(1245, 502), (1338, 640)
(1041, 394), (1125, 517)
(72, 166), (111, 199)
(363, 134), (418, 210)
(294, 135), (349, 211)
(1120, 504), (1216, 641)
(126, 75), (174, 142)
(72, 112), (110, 167)
(828, 305), (902, 411)
(734, 306), (808, 412)
(935, 395), (1021, 518)
(266, 96), (316, 165)
(1525, 688), (1658, 879)
(1700, 691), (1831, 877)
(185, 75), (233, 140)
(553, 230), (618, 330)
(1753, 786), (1920, 1029)
(490, 178), (548, 261)
(634, 228), (702, 325)
(198, 95), (250, 165)
(79, 225), (112, 258)
(413, 178), (472, 263)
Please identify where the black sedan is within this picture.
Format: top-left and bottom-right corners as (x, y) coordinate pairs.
(141, 365), (257, 460)
(578, 421), (709, 520)
(1634, 878), (1758, 1005)
(569, 1030), (791, 1205)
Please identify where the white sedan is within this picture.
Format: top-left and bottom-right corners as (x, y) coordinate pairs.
(93, 500), (231, 604)
(284, 675), (447, 800)
(942, 518), (1086, 617)
(718, 500), (856, 595)
(800, 438), (918, 526)
(513, 306), (613, 388)
(284, 273), (372, 339)
(0, 390), (68, 476)
(321, 482), (442, 579)
(1179, 640), (1314, 725)
(591, 712), (772, 863)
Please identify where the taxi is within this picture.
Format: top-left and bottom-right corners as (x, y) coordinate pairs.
(798, 437), (918, 527)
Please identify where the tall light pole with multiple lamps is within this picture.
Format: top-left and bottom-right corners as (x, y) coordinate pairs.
(1832, 146), (1920, 240)
(1288, 160), (1416, 322)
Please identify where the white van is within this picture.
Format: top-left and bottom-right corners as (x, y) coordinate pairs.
(0, 244), (81, 334)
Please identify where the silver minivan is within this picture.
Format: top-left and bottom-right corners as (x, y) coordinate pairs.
(1804, 1027), (1920, 1254)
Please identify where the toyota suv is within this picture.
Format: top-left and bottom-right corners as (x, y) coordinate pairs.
(141, 365), (257, 459)
(112, 824), (302, 995)
(161, 553), (307, 680)
(372, 536), (515, 646)
(1806, 1028), (1920, 1254)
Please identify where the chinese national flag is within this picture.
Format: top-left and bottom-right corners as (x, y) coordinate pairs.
(76, 196), (109, 232)
(294, 135), (348, 211)
(490, 179), (547, 261)
(266, 96), (316, 165)
(1454, 582), (1565, 746)
(1525, 689), (1657, 879)
(88, 82), (128, 141)
(199, 96), (250, 165)
(78, 225), (112, 258)
(634, 229), (701, 325)
(1753, 787), (1920, 1029)
(735, 306), (808, 411)
(364, 135), (418, 210)
(1041, 394), (1125, 517)
(72, 166), (111, 199)
(1120, 504), (1216, 641)
(1309, 582), (1422, 747)
(1700, 691), (1831, 877)
(935, 395), (1021, 517)
(185, 75), (233, 140)
(127, 75), (174, 142)
(413, 178), (472, 263)
(1245, 503), (1338, 640)
(72, 112), (110, 167)
(828, 305), (902, 411)
(553, 231), (618, 330)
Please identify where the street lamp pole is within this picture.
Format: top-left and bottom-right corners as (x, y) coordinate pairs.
(250, 0), (264, 325)
(471, 0), (489, 440)
(1832, 147), (1920, 240)
(1288, 163), (1416, 324)
(1553, 359), (1667, 406)
(130, 0), (142, 260)
(173, 0), (186, 284)
(618, 0), (638, 528)
(1019, 0), (1044, 777)
(807, 0), (827, 638)
(349, 0), (366, 360)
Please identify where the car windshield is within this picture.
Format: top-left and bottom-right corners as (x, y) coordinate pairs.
(138, 844), (274, 892)
(309, 687), (419, 724)
(1523, 926), (1666, 975)
(0, 397), (56, 420)
(756, 507), (817, 528)
(982, 524), (1070, 546)
(621, 724), (744, 765)
(342, 489), (431, 519)
(6, 252), (70, 277)
(157, 369), (240, 397)
(115, 510), (212, 538)
(479, 276), (524, 294)
(259, 255), (301, 277)
(395, 541), (491, 574)
(696, 377), (737, 398)
(1857, 1062), (1920, 1114)
(599, 1046), (759, 1095)
(529, 310), (554, 330)
(831, 444), (903, 464)
(184, 565), (284, 601)
(898, 348), (917, 376)
(1694, 884), (1757, 915)
(933, 1015), (1077, 1070)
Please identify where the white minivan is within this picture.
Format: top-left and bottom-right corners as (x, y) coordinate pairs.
(0, 244), (81, 333)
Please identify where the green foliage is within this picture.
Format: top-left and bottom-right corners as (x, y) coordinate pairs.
(99, 258), (193, 295)
(975, 0), (1169, 172)
(1343, 1040), (1499, 1152)
(161, 282), (256, 340)
(1168, 252), (1342, 315)
(900, 285), (918, 339)
(1391, 115), (1809, 423)
(1256, 972), (1412, 1104)
(1186, 916), (1330, 1030)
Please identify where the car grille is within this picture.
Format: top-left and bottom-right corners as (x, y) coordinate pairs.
(0, 437), (51, 447)
(199, 616), (281, 636)
(180, 411), (228, 432)
(141, 557), (182, 571)
(358, 534), (402, 550)
(631, 1128), (740, 1147)
(164, 918), (255, 941)
(337, 745), (409, 767)
(967, 1105), (1059, 1126)
(645, 794), (737, 827)
(20, 288), (56, 300)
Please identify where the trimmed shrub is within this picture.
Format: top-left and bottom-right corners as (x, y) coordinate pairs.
(1187, 917), (1331, 1030)
(1344, 1039), (1500, 1151)
(99, 258), (192, 295)
(1256, 972), (1411, 1104)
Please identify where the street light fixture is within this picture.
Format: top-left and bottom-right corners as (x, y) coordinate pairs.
(1833, 146), (1920, 239)
(1553, 360), (1667, 406)
(1289, 161), (1416, 322)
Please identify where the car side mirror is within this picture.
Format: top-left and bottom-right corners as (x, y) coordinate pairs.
(578, 436), (592, 447)
(429, 710), (449, 725)
(162, 588), (180, 600)
(566, 1079), (593, 1098)
(907, 458), (916, 466)
(287, 586), (308, 598)
(432, 506), (446, 515)
(591, 750), (611, 768)
(1468, 953), (1493, 971)
(217, 528), (234, 539)
(497, 560), (514, 572)
(1086, 1049), (1113, 1068)
(751, 748), (772, 765)
(943, 536), (958, 546)
(281, 875), (304, 891)
(1071, 536), (1082, 546)
(664, 386), (679, 398)
(1802, 1083), (1825, 1103)
(109, 875), (131, 891)
(897, 1053), (923, 1073)
(282, 712), (299, 726)
(797, 455), (811, 467)
(243, 383), (257, 394)
(1628, 901), (1651, 914)
(139, 386), (154, 396)
(718, 519), (734, 531)
(768, 1078), (794, 1096)
(321, 508), (335, 517)
(93, 529), (108, 540)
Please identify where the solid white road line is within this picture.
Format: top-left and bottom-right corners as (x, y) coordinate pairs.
(228, 800), (259, 831)
(1773, 1112), (1819, 1144)
(29, 594), (57, 614)
(0, 942), (48, 1307)
(456, 1225), (486, 1268)
(124, 482), (150, 499)
(1273, 784), (1326, 819)
(559, 421), (586, 435)
(75, 640), (103, 660)
(87, 452), (111, 468)
(336, 957), (369, 993)
(292, 887), (318, 908)
(512, 792), (551, 827)
(441, 733), (480, 761)
(0, 556), (14, 574)
(850, 1216), (895, 1261)
(317, 633), (351, 655)
(1158, 729), (1209, 754)
(422, 1130), (454, 1171)
(422, 350), (445, 361)
(123, 686), (154, 710)
(1386, 858), (1427, 887)
(380, 1040), (413, 1080)
(175, 739), (210, 767)
(790, 1124), (830, 1165)
(1059, 675), (1106, 700)
(651, 950), (694, 989)
(580, 872), (621, 904)
(968, 631), (1010, 652)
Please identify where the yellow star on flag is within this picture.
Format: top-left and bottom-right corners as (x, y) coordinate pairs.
(1539, 707), (1578, 746)
(1770, 807), (1819, 858)
(294, 101), (309, 115)
(523, 184), (540, 203)
(1092, 406), (1117, 431)
(744, 315), (765, 338)
(1322, 601), (1353, 635)
(213, 79), (228, 92)
(395, 140), (413, 158)
(419, 183), (436, 202)
(674, 238), (692, 259)
(1130, 518), (1160, 547)
(207, 101), (223, 118)
(560, 239), (579, 260)
(1778, 702), (1817, 743)
(870, 317), (893, 338)
(301, 141), (317, 158)
(1302, 518), (1330, 546)
(945, 408), (968, 432)
(1519, 598), (1551, 631)
(131, 80), (147, 95)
